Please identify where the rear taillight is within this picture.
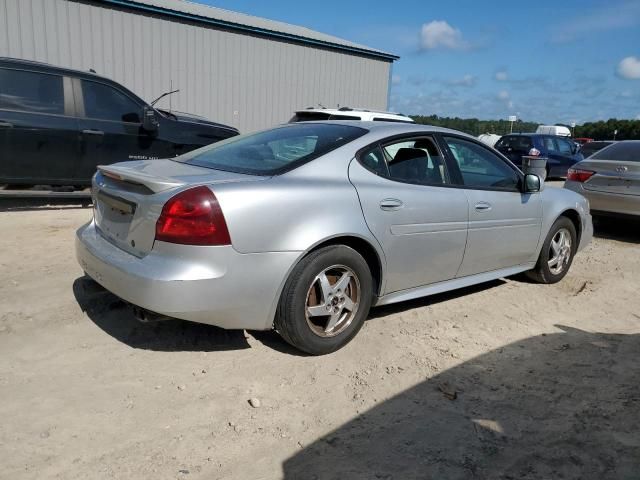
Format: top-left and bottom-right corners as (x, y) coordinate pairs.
(567, 168), (595, 183)
(155, 186), (231, 246)
(528, 148), (541, 156)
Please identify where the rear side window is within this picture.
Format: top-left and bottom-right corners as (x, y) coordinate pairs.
(180, 123), (367, 175)
(592, 142), (640, 162)
(82, 80), (141, 123)
(0, 68), (64, 115)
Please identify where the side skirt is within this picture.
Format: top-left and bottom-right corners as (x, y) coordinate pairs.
(374, 263), (535, 307)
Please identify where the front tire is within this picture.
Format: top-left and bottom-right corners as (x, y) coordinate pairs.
(526, 216), (577, 284)
(275, 245), (373, 355)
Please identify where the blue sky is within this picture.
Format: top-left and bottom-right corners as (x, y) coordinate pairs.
(199, 0), (640, 124)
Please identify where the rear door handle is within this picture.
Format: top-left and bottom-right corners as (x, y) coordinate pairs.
(474, 202), (492, 212)
(82, 129), (104, 136)
(0, 121), (13, 129)
(380, 198), (404, 211)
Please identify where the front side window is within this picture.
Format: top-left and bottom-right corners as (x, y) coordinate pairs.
(444, 136), (520, 190)
(180, 123), (366, 175)
(542, 136), (558, 153)
(557, 138), (573, 155)
(82, 80), (141, 123)
(359, 136), (449, 185)
(0, 68), (64, 115)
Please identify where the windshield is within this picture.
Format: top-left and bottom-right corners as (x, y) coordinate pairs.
(591, 142), (640, 162)
(178, 123), (367, 175)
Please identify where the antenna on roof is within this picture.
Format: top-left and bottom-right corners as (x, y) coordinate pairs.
(89, 68), (96, 73)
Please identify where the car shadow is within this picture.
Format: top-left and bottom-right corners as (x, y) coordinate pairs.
(593, 216), (640, 244)
(283, 326), (640, 479)
(73, 276), (250, 352)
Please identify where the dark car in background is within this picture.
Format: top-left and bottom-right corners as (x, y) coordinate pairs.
(579, 140), (615, 159)
(0, 58), (239, 187)
(494, 134), (583, 178)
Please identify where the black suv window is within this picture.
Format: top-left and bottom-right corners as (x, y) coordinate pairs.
(82, 80), (141, 123)
(0, 68), (64, 115)
(495, 135), (533, 152)
(444, 136), (520, 190)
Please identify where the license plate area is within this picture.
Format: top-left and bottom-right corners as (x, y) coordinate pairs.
(94, 190), (137, 245)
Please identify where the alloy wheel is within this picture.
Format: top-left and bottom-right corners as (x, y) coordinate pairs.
(304, 265), (361, 337)
(548, 227), (572, 275)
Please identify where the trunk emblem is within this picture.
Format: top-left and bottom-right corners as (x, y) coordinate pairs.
(615, 166), (628, 173)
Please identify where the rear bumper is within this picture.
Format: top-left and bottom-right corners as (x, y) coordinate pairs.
(75, 221), (301, 330)
(565, 181), (640, 217)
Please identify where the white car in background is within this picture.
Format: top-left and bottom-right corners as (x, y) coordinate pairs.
(290, 107), (414, 123)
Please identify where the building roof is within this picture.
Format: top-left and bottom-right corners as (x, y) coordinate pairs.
(97, 0), (399, 61)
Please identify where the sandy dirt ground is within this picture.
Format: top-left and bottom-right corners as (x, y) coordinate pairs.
(0, 199), (639, 480)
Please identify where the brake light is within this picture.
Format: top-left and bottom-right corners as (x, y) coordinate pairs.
(567, 168), (595, 183)
(155, 186), (231, 246)
(528, 148), (541, 156)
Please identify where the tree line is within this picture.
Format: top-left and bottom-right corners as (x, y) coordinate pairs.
(409, 115), (640, 140)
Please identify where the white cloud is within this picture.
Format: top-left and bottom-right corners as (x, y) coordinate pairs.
(391, 74), (401, 85)
(420, 21), (468, 50)
(448, 74), (477, 87)
(495, 71), (508, 81)
(497, 90), (510, 101)
(617, 56), (640, 80)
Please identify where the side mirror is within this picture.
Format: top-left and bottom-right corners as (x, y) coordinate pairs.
(524, 173), (541, 193)
(142, 105), (159, 132)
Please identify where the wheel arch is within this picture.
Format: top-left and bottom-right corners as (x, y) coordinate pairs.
(559, 208), (582, 245)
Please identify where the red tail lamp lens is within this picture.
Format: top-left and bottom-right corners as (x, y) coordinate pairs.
(567, 168), (595, 183)
(155, 186), (231, 246)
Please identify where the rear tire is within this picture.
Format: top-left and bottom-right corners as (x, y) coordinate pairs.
(526, 216), (576, 284)
(275, 245), (373, 355)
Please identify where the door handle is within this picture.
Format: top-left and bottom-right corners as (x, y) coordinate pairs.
(474, 202), (492, 212)
(82, 129), (104, 136)
(0, 121), (13, 128)
(380, 198), (404, 211)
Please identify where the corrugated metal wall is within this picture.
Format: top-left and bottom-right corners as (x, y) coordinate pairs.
(0, 0), (392, 132)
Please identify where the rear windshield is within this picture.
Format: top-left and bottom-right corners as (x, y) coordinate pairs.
(289, 111), (332, 122)
(179, 123), (367, 175)
(591, 142), (640, 162)
(495, 136), (533, 151)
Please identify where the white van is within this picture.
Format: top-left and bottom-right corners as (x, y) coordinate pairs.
(536, 125), (571, 137)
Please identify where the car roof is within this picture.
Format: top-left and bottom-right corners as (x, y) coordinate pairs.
(0, 57), (114, 82)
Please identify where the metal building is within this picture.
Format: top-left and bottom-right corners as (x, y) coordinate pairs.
(0, 0), (398, 132)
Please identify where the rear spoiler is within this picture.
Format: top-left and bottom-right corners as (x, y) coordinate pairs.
(98, 165), (186, 193)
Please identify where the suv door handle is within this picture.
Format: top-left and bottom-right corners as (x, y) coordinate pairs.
(380, 198), (404, 211)
(474, 202), (492, 212)
(0, 121), (13, 128)
(82, 129), (104, 136)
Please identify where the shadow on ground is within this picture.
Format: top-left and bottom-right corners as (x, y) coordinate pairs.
(593, 216), (640, 244)
(73, 276), (250, 352)
(283, 326), (640, 479)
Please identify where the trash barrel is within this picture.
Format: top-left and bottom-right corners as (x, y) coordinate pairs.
(521, 156), (547, 180)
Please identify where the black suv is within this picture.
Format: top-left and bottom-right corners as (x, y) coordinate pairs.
(494, 134), (584, 178)
(0, 58), (239, 187)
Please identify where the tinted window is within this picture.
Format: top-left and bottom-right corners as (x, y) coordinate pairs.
(557, 138), (573, 154)
(180, 123), (366, 175)
(592, 142), (640, 162)
(359, 137), (449, 185)
(289, 111), (331, 122)
(495, 136), (532, 152)
(328, 114), (361, 120)
(444, 136), (519, 190)
(360, 145), (389, 176)
(82, 80), (140, 123)
(0, 68), (64, 115)
(581, 141), (613, 158)
(372, 117), (413, 123)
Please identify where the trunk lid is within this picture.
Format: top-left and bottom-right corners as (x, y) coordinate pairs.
(579, 159), (640, 196)
(92, 159), (264, 256)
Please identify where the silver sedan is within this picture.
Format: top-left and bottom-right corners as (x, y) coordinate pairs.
(565, 140), (640, 218)
(76, 122), (592, 355)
